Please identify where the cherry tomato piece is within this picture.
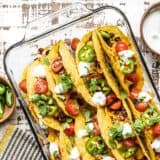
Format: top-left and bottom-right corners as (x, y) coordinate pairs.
(71, 38), (80, 51)
(115, 42), (128, 53)
(122, 138), (136, 149)
(106, 93), (117, 106)
(19, 79), (27, 93)
(135, 102), (148, 112)
(129, 91), (138, 100)
(126, 72), (139, 84)
(93, 121), (101, 136)
(51, 56), (64, 73)
(34, 78), (48, 94)
(110, 100), (122, 110)
(65, 99), (80, 116)
(64, 122), (75, 136)
(152, 124), (160, 137)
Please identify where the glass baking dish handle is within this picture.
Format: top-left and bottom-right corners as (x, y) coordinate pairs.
(24, 3), (92, 41)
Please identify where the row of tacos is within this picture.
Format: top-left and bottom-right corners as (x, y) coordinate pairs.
(18, 25), (160, 160)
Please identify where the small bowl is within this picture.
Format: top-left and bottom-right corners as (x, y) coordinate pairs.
(0, 76), (16, 123)
(140, 2), (160, 55)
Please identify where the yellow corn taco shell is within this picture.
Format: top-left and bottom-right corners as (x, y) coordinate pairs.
(92, 31), (121, 99)
(75, 113), (95, 160)
(73, 31), (122, 107)
(48, 128), (60, 160)
(97, 99), (150, 160)
(26, 60), (62, 131)
(58, 40), (96, 107)
(96, 26), (144, 95)
(39, 43), (71, 116)
(41, 42), (87, 116)
(97, 107), (124, 160)
(59, 129), (73, 160)
(127, 98), (160, 160)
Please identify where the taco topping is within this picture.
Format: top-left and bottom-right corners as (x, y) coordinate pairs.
(137, 91), (152, 102)
(106, 93), (117, 106)
(49, 142), (59, 156)
(119, 58), (135, 74)
(37, 114), (47, 129)
(135, 102), (148, 112)
(78, 61), (91, 77)
(32, 64), (46, 77)
(126, 72), (139, 84)
(134, 106), (160, 132)
(64, 121), (75, 136)
(151, 137), (160, 153)
(92, 91), (106, 106)
(54, 83), (65, 94)
(119, 146), (137, 158)
(109, 100), (122, 111)
(108, 123), (135, 150)
(31, 93), (58, 117)
(69, 146), (80, 159)
(122, 138), (136, 149)
(55, 74), (74, 95)
(122, 123), (133, 138)
(77, 122), (94, 138)
(71, 38), (80, 51)
(51, 56), (64, 73)
(115, 42), (128, 53)
(85, 136), (108, 157)
(152, 124), (160, 137)
(65, 99), (80, 116)
(78, 45), (95, 62)
(19, 79), (27, 93)
(34, 78), (48, 94)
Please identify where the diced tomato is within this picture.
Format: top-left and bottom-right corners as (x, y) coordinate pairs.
(65, 99), (80, 116)
(71, 38), (80, 51)
(126, 72), (139, 84)
(135, 102), (148, 112)
(152, 124), (160, 137)
(106, 93), (117, 106)
(51, 56), (64, 73)
(129, 91), (138, 100)
(115, 42), (128, 53)
(93, 121), (101, 136)
(110, 100), (122, 110)
(86, 73), (103, 81)
(122, 138), (136, 149)
(19, 79), (27, 93)
(34, 78), (48, 94)
(91, 115), (101, 136)
(64, 122), (75, 136)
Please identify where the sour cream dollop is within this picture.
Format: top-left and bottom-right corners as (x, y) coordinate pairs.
(92, 91), (106, 106)
(32, 64), (46, 77)
(122, 123), (133, 138)
(151, 137), (160, 153)
(54, 83), (65, 94)
(49, 142), (59, 155)
(69, 147), (80, 159)
(78, 61), (91, 77)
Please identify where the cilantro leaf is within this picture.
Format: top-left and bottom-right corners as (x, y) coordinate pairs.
(60, 74), (74, 92)
(38, 105), (49, 116)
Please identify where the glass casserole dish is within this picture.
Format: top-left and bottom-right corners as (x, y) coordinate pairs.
(3, 3), (160, 160)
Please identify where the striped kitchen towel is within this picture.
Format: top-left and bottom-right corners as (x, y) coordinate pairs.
(0, 125), (43, 160)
